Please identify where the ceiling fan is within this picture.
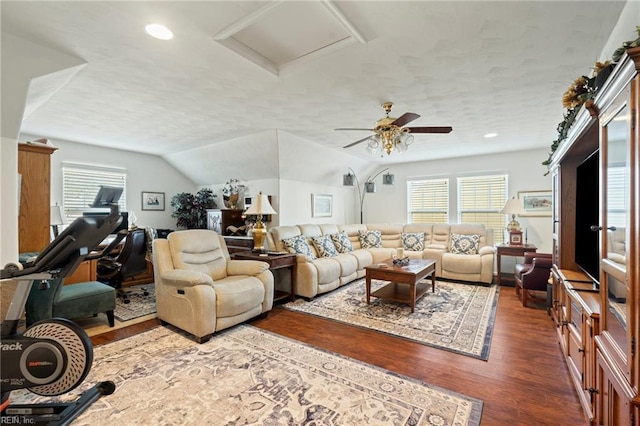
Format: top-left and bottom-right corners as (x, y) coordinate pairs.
(336, 102), (452, 155)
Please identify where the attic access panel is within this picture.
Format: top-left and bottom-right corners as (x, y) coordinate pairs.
(213, 1), (365, 75)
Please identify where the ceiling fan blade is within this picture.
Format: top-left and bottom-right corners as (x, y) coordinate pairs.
(343, 135), (373, 149)
(407, 126), (453, 133)
(392, 112), (420, 127)
(335, 128), (374, 131)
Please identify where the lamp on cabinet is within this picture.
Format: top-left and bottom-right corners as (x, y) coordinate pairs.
(501, 196), (526, 245)
(244, 192), (277, 252)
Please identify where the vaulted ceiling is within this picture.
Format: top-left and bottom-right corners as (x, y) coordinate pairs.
(1, 1), (628, 183)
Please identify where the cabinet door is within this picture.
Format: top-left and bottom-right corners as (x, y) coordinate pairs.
(599, 84), (632, 379)
(596, 349), (633, 425)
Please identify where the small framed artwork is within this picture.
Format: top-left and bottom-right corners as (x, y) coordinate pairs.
(518, 190), (552, 217)
(312, 194), (332, 218)
(141, 191), (165, 211)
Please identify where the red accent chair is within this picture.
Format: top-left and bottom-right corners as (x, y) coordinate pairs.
(514, 252), (553, 308)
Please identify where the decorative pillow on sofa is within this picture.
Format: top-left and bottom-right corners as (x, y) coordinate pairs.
(282, 236), (316, 259)
(449, 233), (481, 255)
(358, 230), (382, 249)
(330, 231), (353, 253)
(311, 235), (339, 258)
(402, 232), (425, 251)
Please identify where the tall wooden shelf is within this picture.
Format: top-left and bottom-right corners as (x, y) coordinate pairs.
(550, 47), (640, 425)
(18, 143), (57, 253)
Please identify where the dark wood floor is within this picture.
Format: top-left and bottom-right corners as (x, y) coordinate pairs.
(91, 285), (586, 425)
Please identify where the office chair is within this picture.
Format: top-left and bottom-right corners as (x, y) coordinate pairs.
(97, 228), (148, 304)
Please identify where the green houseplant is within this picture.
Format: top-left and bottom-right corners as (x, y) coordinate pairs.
(170, 188), (217, 229)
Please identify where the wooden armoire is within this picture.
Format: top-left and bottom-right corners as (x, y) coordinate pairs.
(550, 47), (640, 425)
(18, 142), (57, 253)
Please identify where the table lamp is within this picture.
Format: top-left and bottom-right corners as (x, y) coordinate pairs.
(244, 192), (277, 252)
(50, 203), (67, 239)
(500, 196), (527, 245)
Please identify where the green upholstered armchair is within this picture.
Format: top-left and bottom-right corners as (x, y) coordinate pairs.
(25, 278), (116, 327)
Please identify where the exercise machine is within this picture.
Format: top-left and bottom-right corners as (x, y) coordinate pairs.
(1, 186), (125, 425)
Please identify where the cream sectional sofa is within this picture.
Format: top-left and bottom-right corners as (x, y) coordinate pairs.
(266, 223), (495, 299)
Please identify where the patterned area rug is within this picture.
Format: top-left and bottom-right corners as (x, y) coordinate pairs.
(114, 283), (156, 322)
(283, 279), (499, 360)
(10, 325), (483, 425)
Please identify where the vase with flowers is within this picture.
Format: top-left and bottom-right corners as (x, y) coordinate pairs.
(222, 179), (245, 209)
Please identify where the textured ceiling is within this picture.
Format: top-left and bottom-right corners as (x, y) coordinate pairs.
(1, 1), (628, 170)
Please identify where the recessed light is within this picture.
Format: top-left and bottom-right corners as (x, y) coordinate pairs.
(145, 24), (173, 40)
(484, 133), (498, 138)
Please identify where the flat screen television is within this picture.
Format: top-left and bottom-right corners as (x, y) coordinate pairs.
(575, 149), (600, 284)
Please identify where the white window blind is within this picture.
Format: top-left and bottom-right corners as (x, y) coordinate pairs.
(62, 164), (127, 222)
(407, 178), (449, 223)
(607, 164), (627, 228)
(457, 174), (507, 244)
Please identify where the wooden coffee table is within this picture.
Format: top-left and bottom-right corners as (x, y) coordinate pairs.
(365, 258), (436, 313)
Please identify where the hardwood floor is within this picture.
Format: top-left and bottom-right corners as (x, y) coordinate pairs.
(91, 285), (586, 425)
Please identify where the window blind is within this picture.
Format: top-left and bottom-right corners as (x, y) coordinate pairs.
(62, 164), (127, 222)
(407, 178), (449, 223)
(607, 164), (627, 228)
(457, 174), (507, 244)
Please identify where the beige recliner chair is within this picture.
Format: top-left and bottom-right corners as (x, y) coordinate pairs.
(152, 229), (274, 343)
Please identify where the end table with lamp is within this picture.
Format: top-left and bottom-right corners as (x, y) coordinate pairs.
(497, 195), (535, 285)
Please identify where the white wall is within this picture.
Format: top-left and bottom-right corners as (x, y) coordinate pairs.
(30, 136), (197, 230)
(363, 148), (553, 252)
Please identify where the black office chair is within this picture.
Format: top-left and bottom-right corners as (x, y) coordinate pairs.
(96, 228), (148, 304)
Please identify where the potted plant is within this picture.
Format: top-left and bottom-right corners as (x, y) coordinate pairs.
(170, 188), (217, 229)
(222, 179), (245, 209)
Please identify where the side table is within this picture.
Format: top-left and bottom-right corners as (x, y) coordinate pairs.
(232, 251), (296, 303)
(495, 244), (537, 286)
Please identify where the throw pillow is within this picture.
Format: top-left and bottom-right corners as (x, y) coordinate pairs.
(449, 233), (481, 255)
(311, 235), (339, 258)
(282, 236), (316, 259)
(330, 231), (353, 253)
(358, 230), (382, 249)
(402, 232), (425, 251)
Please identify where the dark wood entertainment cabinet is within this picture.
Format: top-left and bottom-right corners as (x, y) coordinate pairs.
(550, 48), (639, 425)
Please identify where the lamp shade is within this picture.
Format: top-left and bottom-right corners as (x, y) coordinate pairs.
(500, 197), (526, 215)
(50, 204), (66, 226)
(343, 173), (355, 186)
(244, 192), (277, 216)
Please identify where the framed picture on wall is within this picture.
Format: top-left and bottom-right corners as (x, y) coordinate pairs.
(141, 191), (165, 211)
(518, 190), (552, 216)
(312, 194), (332, 218)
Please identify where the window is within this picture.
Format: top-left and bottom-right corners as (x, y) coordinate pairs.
(62, 163), (127, 222)
(458, 174), (507, 244)
(407, 178), (449, 223)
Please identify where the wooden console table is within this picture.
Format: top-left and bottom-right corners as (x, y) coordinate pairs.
(495, 243), (537, 286)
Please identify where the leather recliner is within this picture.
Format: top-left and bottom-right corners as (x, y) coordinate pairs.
(152, 229), (274, 343)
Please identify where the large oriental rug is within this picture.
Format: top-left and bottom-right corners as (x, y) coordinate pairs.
(283, 279), (499, 360)
(10, 325), (483, 425)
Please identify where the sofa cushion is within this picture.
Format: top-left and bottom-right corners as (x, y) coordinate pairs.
(449, 233), (480, 255)
(282, 236), (316, 259)
(311, 235), (338, 258)
(358, 230), (382, 248)
(402, 232), (425, 251)
(330, 231), (353, 253)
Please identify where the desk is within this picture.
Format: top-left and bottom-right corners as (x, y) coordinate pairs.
(496, 244), (537, 286)
(232, 252), (296, 303)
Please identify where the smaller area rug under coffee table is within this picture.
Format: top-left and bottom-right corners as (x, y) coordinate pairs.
(9, 325), (483, 425)
(283, 279), (499, 360)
